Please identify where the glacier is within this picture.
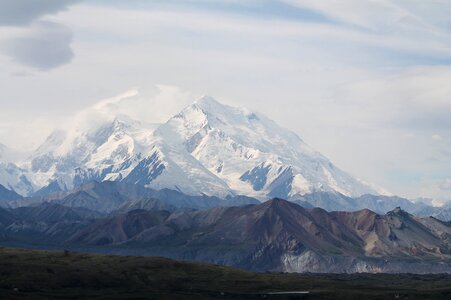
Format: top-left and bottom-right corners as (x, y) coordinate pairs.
(0, 92), (383, 199)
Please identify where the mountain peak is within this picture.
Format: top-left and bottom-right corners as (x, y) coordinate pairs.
(263, 198), (298, 211)
(386, 206), (410, 218)
(191, 95), (236, 118)
(110, 115), (141, 132)
(267, 197), (289, 204)
(9, 93), (382, 198)
(195, 95), (221, 107)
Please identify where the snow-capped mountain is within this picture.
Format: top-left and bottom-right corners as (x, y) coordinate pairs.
(3, 92), (382, 198)
(26, 115), (155, 191)
(0, 144), (34, 196)
(153, 96), (380, 198)
(0, 162), (34, 196)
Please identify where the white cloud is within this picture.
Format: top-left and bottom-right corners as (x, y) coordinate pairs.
(432, 134), (442, 140)
(62, 85), (196, 133)
(416, 178), (451, 205)
(329, 66), (451, 130)
(283, 0), (449, 35)
(439, 179), (451, 190)
(57, 4), (451, 60)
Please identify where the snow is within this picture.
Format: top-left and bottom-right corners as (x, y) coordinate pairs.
(0, 91), (381, 198)
(0, 162), (35, 196)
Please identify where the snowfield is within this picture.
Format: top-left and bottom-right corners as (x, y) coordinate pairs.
(0, 93), (383, 199)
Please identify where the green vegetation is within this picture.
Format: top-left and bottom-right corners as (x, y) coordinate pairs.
(0, 247), (450, 300)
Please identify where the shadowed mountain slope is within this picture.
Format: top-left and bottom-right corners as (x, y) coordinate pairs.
(58, 199), (451, 273)
(0, 184), (22, 205)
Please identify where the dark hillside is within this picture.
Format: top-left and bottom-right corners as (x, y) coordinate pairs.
(0, 247), (450, 300)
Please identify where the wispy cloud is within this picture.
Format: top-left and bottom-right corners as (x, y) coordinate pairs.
(70, 85), (195, 131)
(59, 4), (451, 64)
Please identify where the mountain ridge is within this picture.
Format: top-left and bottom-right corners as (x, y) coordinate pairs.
(2, 180), (260, 213)
(2, 93), (384, 200)
(1, 179), (446, 221)
(1, 198), (450, 273)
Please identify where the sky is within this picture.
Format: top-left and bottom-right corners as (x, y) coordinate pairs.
(0, 0), (450, 203)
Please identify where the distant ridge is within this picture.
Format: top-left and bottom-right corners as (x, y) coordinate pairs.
(3, 181), (260, 213)
(1, 180), (446, 221)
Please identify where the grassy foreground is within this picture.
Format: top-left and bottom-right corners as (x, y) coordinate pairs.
(0, 247), (450, 299)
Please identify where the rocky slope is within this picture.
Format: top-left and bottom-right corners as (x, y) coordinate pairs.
(2, 198), (449, 273)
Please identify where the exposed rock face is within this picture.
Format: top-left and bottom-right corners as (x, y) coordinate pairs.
(68, 210), (171, 245)
(31, 199), (451, 273)
(11, 202), (101, 222)
(280, 251), (451, 273)
(1, 198), (450, 273)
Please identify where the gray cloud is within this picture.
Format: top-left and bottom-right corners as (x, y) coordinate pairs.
(1, 21), (74, 70)
(0, 0), (80, 26)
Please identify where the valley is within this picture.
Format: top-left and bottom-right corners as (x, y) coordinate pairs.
(0, 247), (450, 300)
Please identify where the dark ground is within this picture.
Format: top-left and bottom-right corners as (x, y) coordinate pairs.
(0, 247), (450, 300)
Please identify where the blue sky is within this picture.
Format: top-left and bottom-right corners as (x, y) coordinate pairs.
(0, 0), (450, 202)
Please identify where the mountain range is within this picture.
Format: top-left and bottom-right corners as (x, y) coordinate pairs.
(0, 198), (450, 273)
(1, 95), (384, 200)
(1, 92), (450, 274)
(0, 181), (259, 213)
(1, 180), (449, 221)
